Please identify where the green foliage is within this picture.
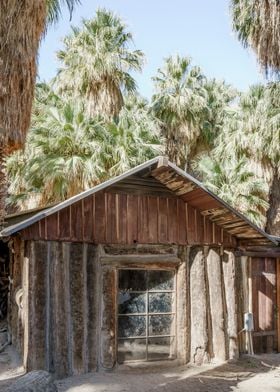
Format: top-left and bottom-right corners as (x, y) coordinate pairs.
(196, 156), (269, 226)
(152, 55), (207, 168)
(54, 9), (145, 118)
(215, 83), (280, 170)
(231, 0), (280, 77)
(47, 0), (80, 25)
(6, 89), (162, 208)
(6, 7), (280, 231)
(152, 55), (237, 170)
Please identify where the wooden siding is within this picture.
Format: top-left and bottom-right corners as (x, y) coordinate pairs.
(21, 192), (236, 246)
(252, 257), (278, 353)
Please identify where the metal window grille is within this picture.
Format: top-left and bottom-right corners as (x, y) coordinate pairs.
(117, 268), (176, 363)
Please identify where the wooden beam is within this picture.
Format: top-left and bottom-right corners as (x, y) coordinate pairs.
(100, 254), (181, 264)
(236, 251), (280, 258)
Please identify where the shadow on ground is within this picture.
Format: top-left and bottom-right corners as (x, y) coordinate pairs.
(55, 355), (280, 392)
(1, 346), (280, 392)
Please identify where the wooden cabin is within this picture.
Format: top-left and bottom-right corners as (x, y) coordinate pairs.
(1, 156), (280, 378)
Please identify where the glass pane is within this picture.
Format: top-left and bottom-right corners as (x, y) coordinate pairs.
(118, 292), (146, 314)
(119, 270), (147, 291)
(149, 315), (173, 336)
(149, 293), (173, 313)
(118, 339), (146, 363)
(148, 270), (174, 291)
(118, 316), (146, 338)
(148, 337), (175, 360)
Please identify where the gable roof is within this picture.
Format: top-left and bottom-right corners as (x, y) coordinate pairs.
(1, 156), (278, 246)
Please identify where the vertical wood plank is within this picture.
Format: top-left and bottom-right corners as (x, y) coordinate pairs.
(83, 196), (93, 242)
(138, 195), (149, 243)
(46, 214), (58, 240)
(22, 242), (30, 370)
(148, 196), (158, 243)
(206, 247), (226, 361)
(49, 242), (70, 377)
(190, 246), (208, 364)
(87, 244), (99, 371)
(158, 197), (168, 243)
(100, 267), (116, 369)
(204, 218), (212, 244)
(69, 243), (87, 374)
(168, 198), (178, 243)
(59, 207), (71, 240)
(223, 231), (231, 246)
(26, 241), (48, 371)
(9, 238), (24, 354)
(277, 258), (280, 353)
(215, 224), (222, 245)
(118, 194), (127, 244)
(177, 199), (187, 245)
(176, 247), (189, 361)
(195, 210), (203, 244)
(94, 192), (106, 243)
(252, 257), (278, 353)
(106, 193), (117, 243)
(127, 195), (138, 244)
(32, 222), (40, 240)
(71, 202), (83, 241)
(223, 250), (239, 360)
(187, 204), (196, 244)
(40, 219), (47, 241)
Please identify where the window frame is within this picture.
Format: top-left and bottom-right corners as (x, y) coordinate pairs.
(116, 267), (177, 363)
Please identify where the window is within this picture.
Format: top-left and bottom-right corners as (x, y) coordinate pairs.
(117, 269), (176, 363)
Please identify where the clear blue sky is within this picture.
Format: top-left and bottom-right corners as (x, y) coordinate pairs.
(38, 0), (265, 98)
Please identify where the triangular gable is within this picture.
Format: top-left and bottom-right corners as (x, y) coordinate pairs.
(1, 156), (278, 246)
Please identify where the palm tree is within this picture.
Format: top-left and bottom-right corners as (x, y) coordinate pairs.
(231, 0), (280, 77)
(215, 83), (280, 234)
(7, 99), (108, 207)
(6, 92), (162, 208)
(47, 0), (80, 24)
(103, 95), (163, 176)
(202, 79), (237, 142)
(55, 9), (145, 119)
(0, 0), (79, 221)
(152, 55), (208, 170)
(196, 155), (269, 227)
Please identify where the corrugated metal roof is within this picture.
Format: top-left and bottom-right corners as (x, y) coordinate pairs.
(1, 156), (278, 246)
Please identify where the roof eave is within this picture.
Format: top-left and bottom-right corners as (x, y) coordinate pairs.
(1, 156), (278, 247)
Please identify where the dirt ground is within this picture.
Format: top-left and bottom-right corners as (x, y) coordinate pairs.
(55, 356), (280, 392)
(0, 345), (25, 389)
(1, 346), (280, 392)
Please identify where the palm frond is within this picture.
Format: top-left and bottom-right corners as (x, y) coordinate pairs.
(231, 0), (280, 77)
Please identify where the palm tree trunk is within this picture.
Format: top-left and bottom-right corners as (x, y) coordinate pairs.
(87, 78), (124, 119)
(0, 0), (46, 151)
(0, 144), (7, 228)
(265, 170), (280, 236)
(0, 1), (46, 223)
